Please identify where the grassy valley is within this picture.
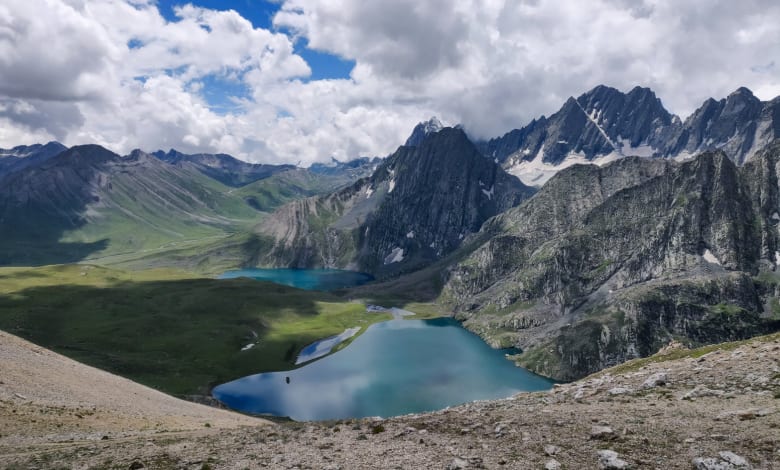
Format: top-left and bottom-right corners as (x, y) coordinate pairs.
(0, 264), (395, 396)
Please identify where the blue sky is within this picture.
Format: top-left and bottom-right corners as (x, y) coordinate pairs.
(156, 0), (355, 82)
(155, 0), (355, 112)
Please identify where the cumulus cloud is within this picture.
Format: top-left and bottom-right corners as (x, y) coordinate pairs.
(0, 0), (778, 164)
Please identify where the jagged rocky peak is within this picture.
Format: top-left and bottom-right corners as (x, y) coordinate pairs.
(665, 86), (767, 163)
(478, 85), (780, 188)
(257, 125), (534, 276)
(404, 116), (445, 146)
(576, 85), (674, 147)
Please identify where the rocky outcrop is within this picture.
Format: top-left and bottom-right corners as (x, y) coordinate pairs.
(443, 144), (780, 380)
(257, 127), (535, 276)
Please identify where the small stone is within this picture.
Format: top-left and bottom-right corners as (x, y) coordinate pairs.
(590, 426), (616, 440)
(692, 451), (752, 469)
(544, 444), (561, 456)
(447, 457), (469, 469)
(641, 372), (668, 389)
(128, 462), (145, 470)
(597, 449), (629, 469)
(608, 387), (633, 395)
(544, 459), (561, 470)
(719, 451), (750, 467)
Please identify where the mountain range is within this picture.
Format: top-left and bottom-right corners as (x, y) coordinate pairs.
(2, 84), (780, 381)
(479, 85), (780, 186)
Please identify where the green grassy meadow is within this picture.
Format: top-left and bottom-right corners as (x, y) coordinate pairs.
(0, 264), (394, 396)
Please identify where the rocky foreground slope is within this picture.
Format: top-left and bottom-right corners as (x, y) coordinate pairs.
(1, 329), (778, 469)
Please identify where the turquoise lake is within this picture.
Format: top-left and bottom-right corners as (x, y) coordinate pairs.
(218, 268), (373, 291)
(213, 317), (554, 421)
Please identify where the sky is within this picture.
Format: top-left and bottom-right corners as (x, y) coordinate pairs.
(0, 0), (779, 165)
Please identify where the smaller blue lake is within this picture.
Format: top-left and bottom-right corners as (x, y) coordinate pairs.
(218, 268), (373, 291)
(213, 318), (554, 421)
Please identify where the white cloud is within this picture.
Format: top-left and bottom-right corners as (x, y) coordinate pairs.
(0, 0), (779, 163)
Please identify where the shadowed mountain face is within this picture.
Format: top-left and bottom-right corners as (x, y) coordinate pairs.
(442, 142), (780, 381)
(477, 86), (780, 186)
(152, 149), (295, 187)
(0, 141), (67, 179)
(257, 127), (535, 276)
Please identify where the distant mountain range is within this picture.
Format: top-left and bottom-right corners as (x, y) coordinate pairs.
(478, 85), (780, 186)
(0, 145), (361, 267)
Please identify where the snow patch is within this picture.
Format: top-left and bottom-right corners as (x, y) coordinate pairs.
(619, 138), (656, 157)
(406, 231), (415, 239)
(775, 251), (780, 265)
(771, 212), (780, 221)
(388, 179), (396, 193)
(384, 247), (405, 264)
(675, 151), (696, 161)
(481, 185), (494, 200)
(364, 186), (374, 198)
(241, 343), (255, 352)
(703, 249), (721, 265)
(506, 148), (622, 187)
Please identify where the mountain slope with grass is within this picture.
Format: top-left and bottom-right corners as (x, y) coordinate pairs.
(152, 148), (295, 187)
(0, 264), (393, 396)
(0, 145), (359, 270)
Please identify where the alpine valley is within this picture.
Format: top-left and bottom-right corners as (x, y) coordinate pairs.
(2, 85), (780, 385)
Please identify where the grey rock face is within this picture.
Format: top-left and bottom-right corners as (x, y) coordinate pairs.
(443, 144), (780, 380)
(258, 127), (535, 275)
(479, 85), (673, 166)
(663, 88), (772, 164)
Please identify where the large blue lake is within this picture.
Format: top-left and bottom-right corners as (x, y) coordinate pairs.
(213, 317), (554, 421)
(218, 268), (373, 291)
